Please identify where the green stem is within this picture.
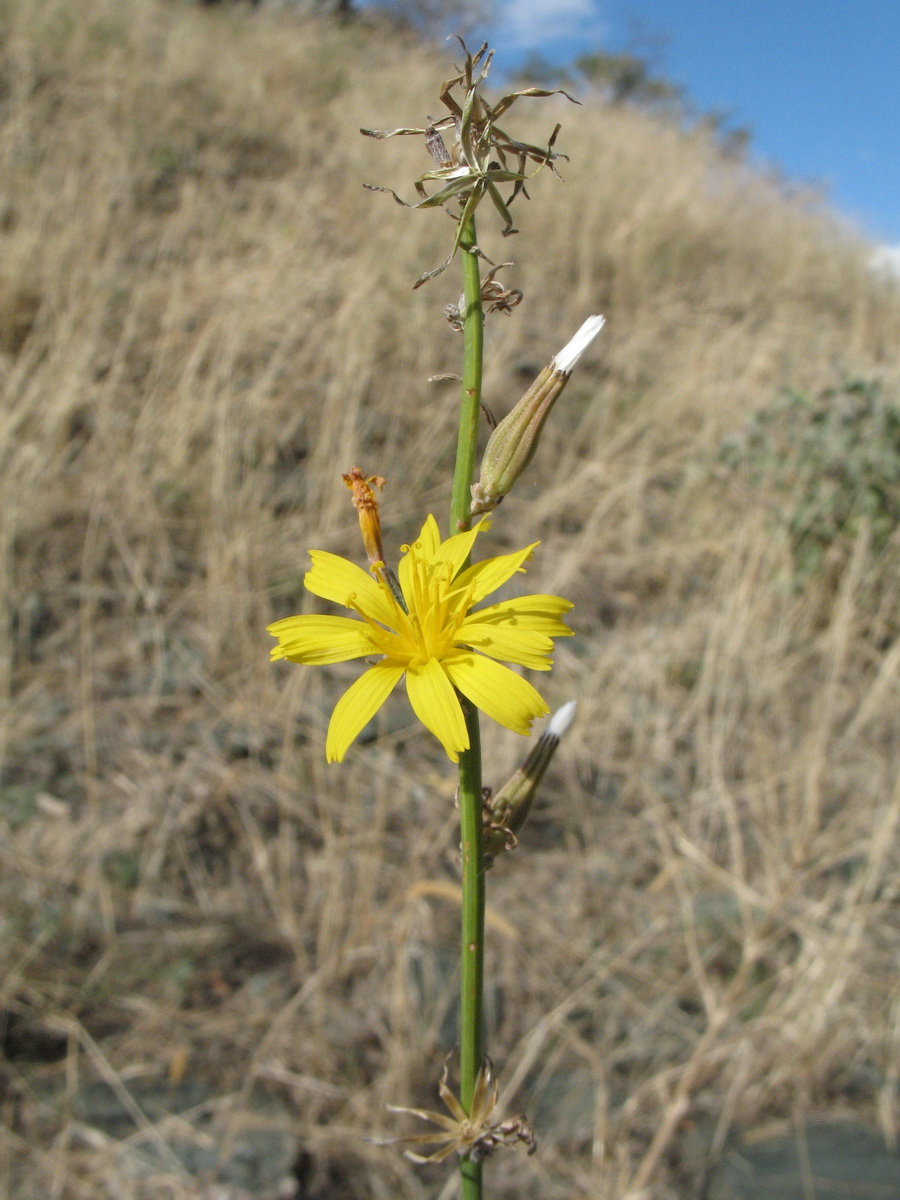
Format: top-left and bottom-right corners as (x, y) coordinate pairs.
(450, 214), (485, 1200)
(458, 701), (484, 1200)
(450, 219), (484, 534)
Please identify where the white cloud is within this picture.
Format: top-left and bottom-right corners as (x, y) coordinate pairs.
(869, 244), (900, 279)
(493, 0), (606, 51)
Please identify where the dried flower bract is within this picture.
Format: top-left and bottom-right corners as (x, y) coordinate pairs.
(376, 1059), (536, 1164)
(444, 262), (523, 331)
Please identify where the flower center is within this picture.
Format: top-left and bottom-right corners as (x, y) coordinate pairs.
(348, 540), (477, 669)
(401, 544), (479, 668)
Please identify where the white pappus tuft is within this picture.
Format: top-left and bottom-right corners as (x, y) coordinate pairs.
(548, 699), (577, 739)
(551, 316), (605, 376)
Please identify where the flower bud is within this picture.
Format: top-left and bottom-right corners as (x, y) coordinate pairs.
(471, 316), (605, 515)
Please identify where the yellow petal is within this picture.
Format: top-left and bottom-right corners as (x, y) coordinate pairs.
(452, 541), (538, 605)
(405, 657), (469, 762)
(467, 594), (574, 638)
(397, 515), (457, 606)
(443, 652), (548, 735)
(454, 620), (556, 669)
(434, 518), (487, 579)
(268, 614), (376, 664)
(415, 514), (442, 558)
(305, 551), (397, 629)
(398, 517), (437, 606)
(325, 660), (405, 762)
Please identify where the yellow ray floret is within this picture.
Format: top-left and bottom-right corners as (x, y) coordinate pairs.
(268, 515), (573, 763)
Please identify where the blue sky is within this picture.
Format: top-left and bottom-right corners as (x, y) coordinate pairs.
(466, 0), (900, 247)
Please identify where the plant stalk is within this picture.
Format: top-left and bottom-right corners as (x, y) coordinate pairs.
(457, 700), (484, 1199)
(450, 215), (485, 1200)
(450, 219), (484, 534)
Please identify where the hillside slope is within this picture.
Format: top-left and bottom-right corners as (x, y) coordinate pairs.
(2, 2), (899, 1197)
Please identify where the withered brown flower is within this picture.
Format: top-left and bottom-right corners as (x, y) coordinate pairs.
(374, 1058), (537, 1164)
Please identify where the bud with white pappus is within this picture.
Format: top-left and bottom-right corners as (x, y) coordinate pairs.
(471, 316), (605, 515)
(483, 700), (577, 864)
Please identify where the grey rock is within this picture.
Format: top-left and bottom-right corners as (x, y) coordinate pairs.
(704, 1119), (900, 1200)
(71, 1078), (297, 1196)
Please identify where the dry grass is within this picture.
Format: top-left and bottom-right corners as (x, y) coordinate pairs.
(2, 1), (900, 1197)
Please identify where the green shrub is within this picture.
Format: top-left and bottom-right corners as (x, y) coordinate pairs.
(721, 378), (900, 583)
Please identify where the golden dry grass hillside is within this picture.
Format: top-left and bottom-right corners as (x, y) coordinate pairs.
(2, 1), (900, 1197)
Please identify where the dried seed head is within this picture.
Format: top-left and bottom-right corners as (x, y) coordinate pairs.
(361, 40), (580, 288)
(424, 121), (453, 168)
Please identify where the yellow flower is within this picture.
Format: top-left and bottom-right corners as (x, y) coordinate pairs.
(268, 515), (573, 763)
